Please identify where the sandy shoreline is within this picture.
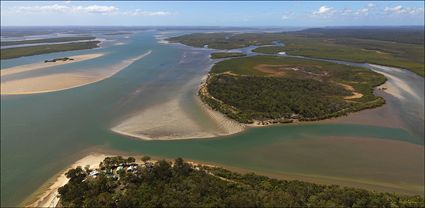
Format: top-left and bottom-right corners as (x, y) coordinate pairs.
(26, 141), (424, 208)
(111, 95), (245, 140)
(25, 154), (111, 207)
(1, 53), (104, 77)
(25, 153), (217, 207)
(1, 51), (151, 95)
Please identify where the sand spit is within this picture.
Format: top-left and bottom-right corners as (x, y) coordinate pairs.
(369, 64), (422, 102)
(26, 154), (110, 208)
(1, 51), (151, 95)
(1, 53), (104, 77)
(112, 97), (245, 140)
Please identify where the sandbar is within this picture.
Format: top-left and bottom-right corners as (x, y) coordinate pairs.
(111, 96), (245, 140)
(1, 53), (104, 77)
(1, 51), (151, 95)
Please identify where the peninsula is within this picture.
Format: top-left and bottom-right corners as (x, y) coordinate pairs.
(48, 156), (425, 207)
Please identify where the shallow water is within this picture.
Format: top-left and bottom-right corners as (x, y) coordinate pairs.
(1, 30), (424, 206)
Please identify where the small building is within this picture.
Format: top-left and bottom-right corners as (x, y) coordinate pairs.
(89, 170), (100, 177)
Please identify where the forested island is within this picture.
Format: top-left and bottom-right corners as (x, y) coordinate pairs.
(168, 27), (424, 76)
(0, 41), (100, 59)
(199, 55), (386, 124)
(57, 156), (424, 207)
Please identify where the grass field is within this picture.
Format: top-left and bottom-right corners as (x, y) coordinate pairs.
(202, 55), (386, 123)
(1, 36), (96, 46)
(210, 52), (246, 59)
(1, 41), (100, 59)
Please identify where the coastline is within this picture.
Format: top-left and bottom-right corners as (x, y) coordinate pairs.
(27, 143), (424, 208)
(25, 154), (111, 207)
(25, 153), (218, 208)
(1, 51), (151, 95)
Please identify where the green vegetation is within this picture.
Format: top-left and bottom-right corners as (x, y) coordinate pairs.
(253, 46), (286, 54)
(0, 41), (100, 59)
(58, 156), (424, 207)
(210, 52), (246, 59)
(167, 33), (283, 49)
(0, 36), (96, 46)
(293, 27), (424, 45)
(44, 57), (74, 63)
(168, 29), (424, 76)
(201, 55), (386, 124)
(277, 35), (425, 77)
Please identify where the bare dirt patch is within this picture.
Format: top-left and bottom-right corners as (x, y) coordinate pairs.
(335, 82), (364, 100)
(254, 64), (291, 77)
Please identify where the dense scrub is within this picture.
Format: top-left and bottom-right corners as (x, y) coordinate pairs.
(0, 41), (100, 59)
(58, 156), (425, 208)
(210, 52), (246, 59)
(202, 56), (386, 123)
(292, 27), (424, 45)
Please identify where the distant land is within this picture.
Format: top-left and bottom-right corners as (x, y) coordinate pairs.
(0, 41), (100, 59)
(0, 36), (96, 46)
(168, 27), (424, 77)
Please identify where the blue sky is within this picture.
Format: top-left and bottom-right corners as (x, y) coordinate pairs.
(1, 1), (424, 26)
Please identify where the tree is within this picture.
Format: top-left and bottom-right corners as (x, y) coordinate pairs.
(141, 156), (151, 163)
(127, 157), (136, 163)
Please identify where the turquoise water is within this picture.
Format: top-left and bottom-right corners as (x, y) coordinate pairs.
(1, 31), (424, 206)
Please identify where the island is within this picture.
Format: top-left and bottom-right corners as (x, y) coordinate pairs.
(0, 41), (100, 59)
(44, 57), (74, 63)
(55, 156), (424, 207)
(199, 55), (386, 124)
(210, 52), (246, 59)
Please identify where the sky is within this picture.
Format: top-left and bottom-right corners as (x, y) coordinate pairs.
(1, 1), (424, 27)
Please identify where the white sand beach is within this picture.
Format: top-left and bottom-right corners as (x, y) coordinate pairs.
(26, 154), (110, 208)
(1, 51), (151, 95)
(26, 153), (216, 208)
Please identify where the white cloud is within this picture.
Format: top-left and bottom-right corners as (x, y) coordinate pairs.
(384, 5), (424, 15)
(118, 9), (171, 16)
(355, 8), (370, 16)
(16, 4), (118, 14)
(75, 5), (118, 13)
(313, 6), (333, 15)
(281, 15), (290, 20)
(18, 4), (69, 13)
(367, 3), (376, 8)
(12, 4), (171, 16)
